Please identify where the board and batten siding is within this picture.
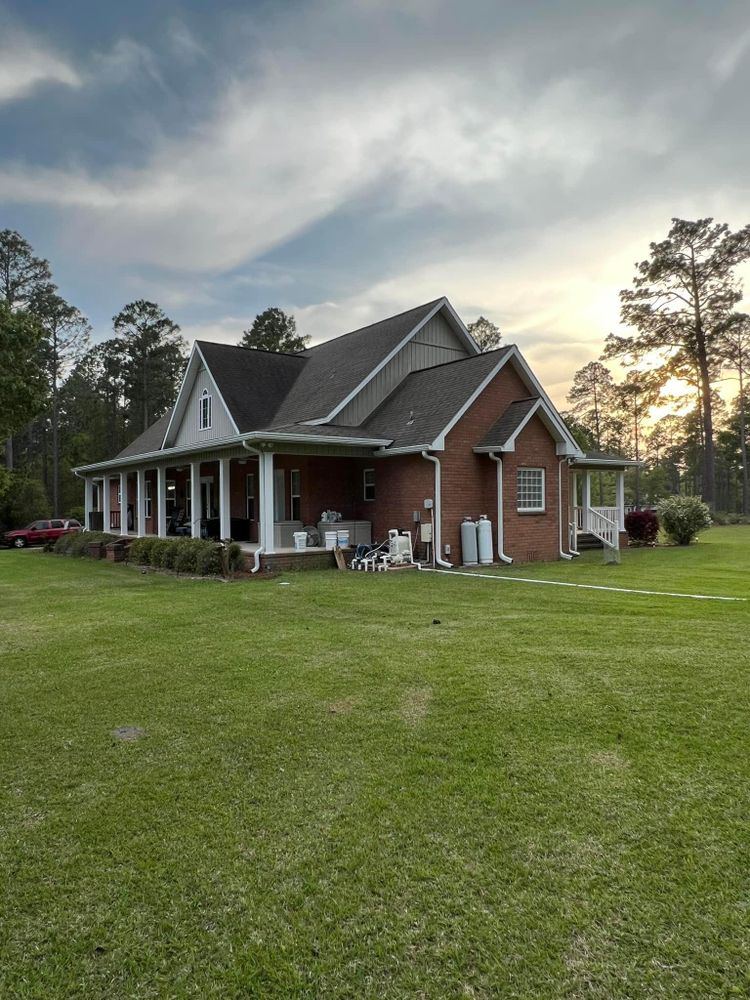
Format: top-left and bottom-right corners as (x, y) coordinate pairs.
(332, 312), (471, 426)
(172, 367), (236, 448)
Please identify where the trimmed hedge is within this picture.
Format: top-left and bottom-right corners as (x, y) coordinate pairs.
(226, 542), (245, 574)
(54, 531), (118, 556)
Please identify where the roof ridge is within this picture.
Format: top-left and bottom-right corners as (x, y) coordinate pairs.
(196, 340), (307, 360)
(302, 297), (445, 353)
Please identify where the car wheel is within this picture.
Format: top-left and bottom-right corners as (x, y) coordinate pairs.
(13, 537), (27, 548)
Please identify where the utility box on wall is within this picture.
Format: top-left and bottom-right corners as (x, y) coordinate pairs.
(420, 523), (432, 543)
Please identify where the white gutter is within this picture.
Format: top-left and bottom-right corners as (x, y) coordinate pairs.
(487, 453), (513, 564)
(421, 451), (452, 568)
(559, 457), (575, 560)
(242, 440), (265, 573)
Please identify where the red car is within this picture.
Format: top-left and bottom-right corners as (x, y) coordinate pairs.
(4, 518), (82, 548)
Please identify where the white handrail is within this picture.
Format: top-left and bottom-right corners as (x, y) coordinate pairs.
(588, 508), (619, 549)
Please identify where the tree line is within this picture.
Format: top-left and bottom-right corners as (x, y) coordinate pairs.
(562, 217), (750, 516)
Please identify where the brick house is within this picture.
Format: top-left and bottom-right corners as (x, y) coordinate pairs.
(74, 297), (633, 567)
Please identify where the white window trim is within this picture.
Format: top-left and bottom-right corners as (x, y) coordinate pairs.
(246, 472), (256, 521)
(199, 388), (212, 431)
(517, 467), (545, 513)
(363, 467), (375, 502)
(144, 479), (152, 519)
(185, 479), (191, 517)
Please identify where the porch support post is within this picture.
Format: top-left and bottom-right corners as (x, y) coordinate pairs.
(84, 476), (93, 531)
(219, 457), (231, 540)
(157, 466), (168, 538)
(259, 449), (275, 553)
(120, 471), (128, 535)
(616, 469), (625, 530)
(582, 471), (591, 530)
(102, 475), (111, 534)
(190, 460), (201, 538)
(136, 468), (146, 537)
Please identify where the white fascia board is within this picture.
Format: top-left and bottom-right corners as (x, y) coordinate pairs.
(73, 432), (247, 474)
(194, 344), (240, 436)
(161, 346), (200, 448)
(429, 351), (514, 450)
(505, 347), (584, 458)
(374, 443), (432, 457)
(439, 297), (481, 355)
(305, 298), (450, 426)
(572, 456), (642, 467)
(245, 431), (391, 447)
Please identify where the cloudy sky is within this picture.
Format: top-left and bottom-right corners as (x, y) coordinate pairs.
(2, 0), (749, 404)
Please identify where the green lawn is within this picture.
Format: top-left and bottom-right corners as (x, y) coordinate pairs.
(1, 528), (749, 999)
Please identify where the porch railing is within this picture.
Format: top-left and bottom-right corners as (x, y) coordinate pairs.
(588, 508), (619, 549)
(574, 506), (620, 531)
(110, 510), (121, 530)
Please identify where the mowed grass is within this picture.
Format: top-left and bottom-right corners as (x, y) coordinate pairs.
(1, 528), (749, 999)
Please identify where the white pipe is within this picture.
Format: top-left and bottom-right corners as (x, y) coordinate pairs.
(487, 453), (513, 564)
(558, 458), (574, 560)
(421, 451), (452, 568)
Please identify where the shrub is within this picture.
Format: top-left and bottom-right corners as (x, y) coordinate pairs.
(128, 536), (159, 566)
(657, 495), (712, 545)
(196, 542), (223, 577)
(174, 538), (205, 575)
(226, 542), (245, 575)
(54, 531), (118, 556)
(161, 538), (181, 571)
(149, 538), (172, 569)
(624, 509), (659, 545)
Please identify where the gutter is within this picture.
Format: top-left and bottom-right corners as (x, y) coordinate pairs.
(487, 453), (513, 564)
(421, 451), (452, 568)
(559, 457), (575, 560)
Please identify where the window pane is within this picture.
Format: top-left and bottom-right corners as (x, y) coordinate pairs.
(517, 469), (544, 510)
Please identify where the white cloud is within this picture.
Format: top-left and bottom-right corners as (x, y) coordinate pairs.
(0, 27), (80, 102)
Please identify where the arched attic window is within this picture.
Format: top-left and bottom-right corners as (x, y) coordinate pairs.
(199, 387), (212, 430)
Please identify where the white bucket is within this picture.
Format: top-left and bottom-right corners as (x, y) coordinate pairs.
(293, 531), (307, 552)
(337, 529), (350, 547)
(325, 530), (338, 550)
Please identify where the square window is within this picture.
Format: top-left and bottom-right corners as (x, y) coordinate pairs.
(517, 468), (545, 512)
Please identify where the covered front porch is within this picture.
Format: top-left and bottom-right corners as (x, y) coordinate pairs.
(569, 452), (640, 551)
(82, 442), (376, 556)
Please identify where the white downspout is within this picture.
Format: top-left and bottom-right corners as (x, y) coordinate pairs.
(421, 451), (452, 568)
(559, 457), (574, 560)
(242, 440), (264, 573)
(488, 453), (513, 564)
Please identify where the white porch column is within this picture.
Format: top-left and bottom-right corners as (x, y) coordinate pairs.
(190, 460), (201, 538)
(136, 468), (146, 537)
(157, 466), (168, 538)
(259, 449), (275, 553)
(582, 471), (591, 530)
(102, 475), (111, 534)
(120, 471), (128, 535)
(219, 457), (231, 540)
(84, 477), (94, 531)
(616, 469), (626, 530)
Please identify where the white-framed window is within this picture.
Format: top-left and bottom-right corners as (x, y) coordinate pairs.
(199, 388), (212, 430)
(363, 468), (375, 502)
(116, 483), (122, 506)
(165, 479), (177, 518)
(517, 467), (545, 512)
(290, 469), (301, 521)
(185, 479), (191, 517)
(144, 479), (152, 519)
(246, 473), (256, 521)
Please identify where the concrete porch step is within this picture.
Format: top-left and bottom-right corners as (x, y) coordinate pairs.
(576, 532), (604, 551)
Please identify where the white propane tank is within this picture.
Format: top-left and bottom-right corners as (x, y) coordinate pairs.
(477, 515), (493, 565)
(460, 517), (478, 566)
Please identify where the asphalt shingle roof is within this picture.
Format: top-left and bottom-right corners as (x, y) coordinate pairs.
(363, 347), (512, 450)
(270, 299), (445, 425)
(475, 398), (539, 450)
(196, 341), (305, 433)
(116, 410), (172, 458)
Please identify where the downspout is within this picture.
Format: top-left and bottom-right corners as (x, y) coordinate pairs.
(242, 440), (264, 573)
(559, 457), (574, 560)
(421, 451), (453, 568)
(487, 453), (513, 564)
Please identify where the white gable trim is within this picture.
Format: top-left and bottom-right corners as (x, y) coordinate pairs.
(161, 343), (240, 448)
(505, 347), (583, 457)
(430, 351), (515, 450)
(472, 398), (542, 453)
(305, 297), (480, 426)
